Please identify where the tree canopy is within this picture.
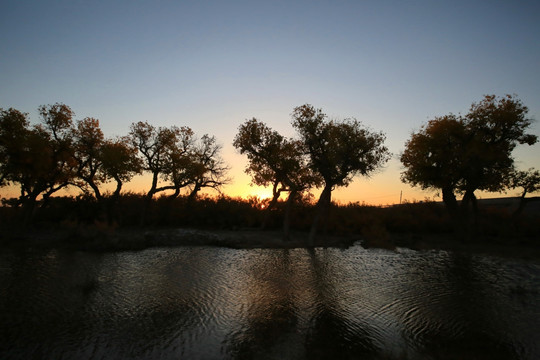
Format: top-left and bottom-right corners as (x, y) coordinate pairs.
(233, 118), (320, 235)
(400, 94), (537, 234)
(1, 104), (226, 224)
(129, 121), (228, 202)
(0, 104), (77, 222)
(292, 104), (391, 242)
(233, 118), (319, 199)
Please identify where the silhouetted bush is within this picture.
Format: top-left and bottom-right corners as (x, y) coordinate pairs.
(0, 194), (537, 243)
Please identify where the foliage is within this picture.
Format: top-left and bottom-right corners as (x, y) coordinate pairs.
(400, 115), (466, 192)
(292, 105), (391, 188)
(234, 118), (319, 193)
(462, 94), (536, 194)
(129, 121), (194, 199)
(233, 118), (320, 234)
(400, 95), (537, 237)
(1, 104), (227, 225)
(187, 134), (230, 200)
(129, 121), (228, 203)
(510, 168), (540, 198)
(0, 104), (77, 222)
(100, 137), (142, 198)
(509, 168), (540, 216)
(71, 117), (106, 199)
(0, 108), (30, 187)
(292, 104), (391, 241)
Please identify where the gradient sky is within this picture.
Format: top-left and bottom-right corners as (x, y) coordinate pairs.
(1, 0), (539, 204)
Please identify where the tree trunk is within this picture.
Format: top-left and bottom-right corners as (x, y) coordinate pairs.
(282, 190), (297, 240)
(88, 179), (103, 201)
(105, 177), (123, 225)
(442, 187), (464, 240)
(141, 191), (155, 226)
(168, 187), (181, 200)
(21, 192), (40, 226)
(460, 190), (477, 240)
(308, 185), (332, 246)
(513, 190), (528, 218)
(141, 172), (159, 226)
(187, 184), (201, 204)
(261, 188), (282, 230)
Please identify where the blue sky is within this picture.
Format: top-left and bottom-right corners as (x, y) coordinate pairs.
(1, 0), (539, 204)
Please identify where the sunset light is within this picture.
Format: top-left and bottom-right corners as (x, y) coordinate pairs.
(1, 2), (540, 359)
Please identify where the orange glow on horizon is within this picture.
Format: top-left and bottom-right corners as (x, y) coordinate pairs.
(222, 182), (275, 201)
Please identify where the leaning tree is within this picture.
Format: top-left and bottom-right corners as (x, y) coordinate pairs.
(292, 104), (391, 244)
(234, 118), (320, 237)
(186, 134), (230, 202)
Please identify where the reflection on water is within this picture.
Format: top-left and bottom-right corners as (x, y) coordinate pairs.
(0, 245), (539, 359)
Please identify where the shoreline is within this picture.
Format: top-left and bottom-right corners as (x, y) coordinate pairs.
(1, 226), (539, 261)
(0, 227), (360, 251)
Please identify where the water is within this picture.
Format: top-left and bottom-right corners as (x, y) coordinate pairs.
(1, 244), (539, 359)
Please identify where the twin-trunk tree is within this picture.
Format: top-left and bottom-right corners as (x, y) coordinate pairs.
(234, 104), (391, 243)
(400, 94), (537, 238)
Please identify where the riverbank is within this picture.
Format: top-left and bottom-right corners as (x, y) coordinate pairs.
(1, 226), (539, 260)
(0, 227), (360, 252)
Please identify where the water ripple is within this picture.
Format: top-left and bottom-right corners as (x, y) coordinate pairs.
(0, 246), (539, 359)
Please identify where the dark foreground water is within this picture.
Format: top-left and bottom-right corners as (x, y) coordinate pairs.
(1, 244), (539, 360)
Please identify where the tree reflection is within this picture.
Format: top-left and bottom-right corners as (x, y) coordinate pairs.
(223, 249), (304, 359)
(397, 253), (522, 359)
(305, 249), (380, 359)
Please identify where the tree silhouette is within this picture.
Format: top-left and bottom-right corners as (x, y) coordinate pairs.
(186, 134), (230, 201)
(34, 103), (77, 204)
(292, 104), (391, 244)
(128, 121), (228, 224)
(129, 121), (195, 200)
(400, 115), (467, 223)
(0, 104), (77, 223)
(510, 168), (540, 217)
(401, 95), (537, 236)
(71, 117), (106, 200)
(100, 137), (142, 200)
(0, 108), (29, 188)
(234, 118), (320, 237)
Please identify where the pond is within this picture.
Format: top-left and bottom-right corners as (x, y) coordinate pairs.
(0, 244), (539, 359)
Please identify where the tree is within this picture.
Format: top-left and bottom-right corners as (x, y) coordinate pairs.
(0, 104), (77, 223)
(233, 118), (320, 236)
(129, 120), (230, 220)
(186, 134), (230, 201)
(459, 95), (536, 205)
(129, 121), (195, 201)
(400, 95), (537, 236)
(34, 103), (77, 204)
(292, 104), (391, 243)
(0, 108), (29, 188)
(509, 168), (540, 216)
(400, 115), (467, 220)
(71, 117), (106, 200)
(100, 137), (142, 200)
(234, 119), (290, 210)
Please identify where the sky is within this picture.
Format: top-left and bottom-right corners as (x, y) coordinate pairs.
(1, 0), (539, 205)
